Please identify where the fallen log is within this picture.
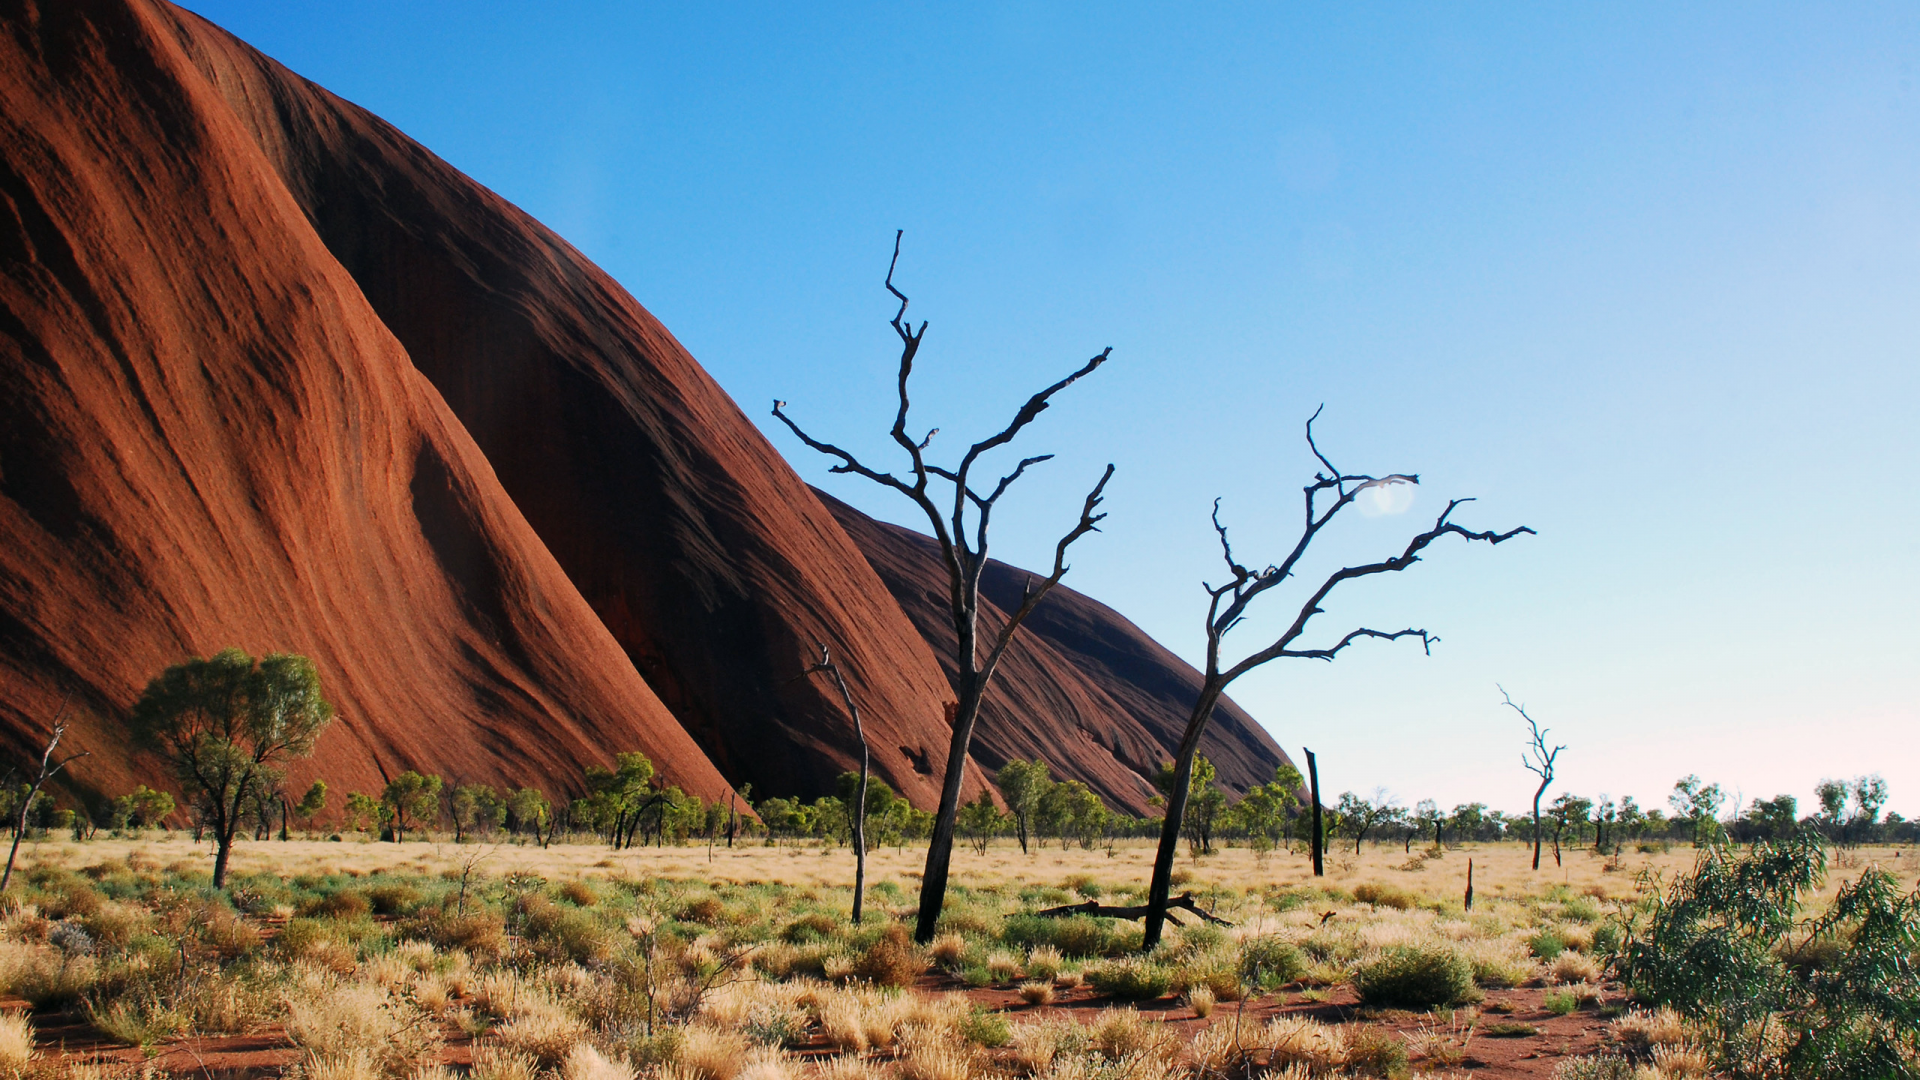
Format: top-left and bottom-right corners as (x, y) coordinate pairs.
(1033, 892), (1232, 928)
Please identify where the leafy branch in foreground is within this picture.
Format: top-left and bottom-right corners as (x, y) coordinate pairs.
(1614, 833), (1920, 1078)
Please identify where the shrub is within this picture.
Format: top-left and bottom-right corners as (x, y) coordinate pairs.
(303, 891), (372, 920)
(1086, 958), (1173, 1001)
(1352, 946), (1477, 1010)
(558, 881), (598, 907)
(366, 884), (423, 916)
(781, 913), (840, 944)
(678, 895), (725, 926)
(852, 925), (926, 987)
(1527, 928), (1566, 960)
(1616, 833), (1920, 1077)
(1552, 1056), (1635, 1080)
(958, 1008), (1011, 1048)
(1002, 914), (1119, 958)
(1239, 936), (1307, 989)
(1344, 1025), (1410, 1078)
(1024, 945), (1064, 982)
(1352, 882), (1415, 911)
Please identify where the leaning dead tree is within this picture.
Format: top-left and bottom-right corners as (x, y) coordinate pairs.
(1141, 409), (1532, 950)
(2, 698), (89, 892)
(1507, 687), (1563, 871)
(799, 641), (872, 924)
(774, 232), (1114, 942)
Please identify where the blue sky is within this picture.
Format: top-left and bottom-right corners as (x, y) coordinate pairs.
(183, 2), (1919, 819)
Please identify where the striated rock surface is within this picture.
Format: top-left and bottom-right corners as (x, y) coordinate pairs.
(0, 0), (1286, 816)
(0, 0), (735, 804)
(150, 1), (978, 808)
(819, 490), (1292, 815)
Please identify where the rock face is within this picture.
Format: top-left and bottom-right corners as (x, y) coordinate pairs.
(151, 0), (978, 809)
(0, 0), (736, 804)
(0, 0), (1287, 816)
(820, 491), (1292, 816)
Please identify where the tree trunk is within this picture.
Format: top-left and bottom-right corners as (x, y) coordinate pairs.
(1307, 749), (1324, 877)
(1142, 683), (1225, 951)
(915, 687), (982, 942)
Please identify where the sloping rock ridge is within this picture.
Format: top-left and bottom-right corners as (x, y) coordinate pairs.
(0, 0), (1287, 815)
(820, 490), (1291, 814)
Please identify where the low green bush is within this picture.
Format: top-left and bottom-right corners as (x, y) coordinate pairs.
(958, 1007), (1012, 1047)
(1527, 928), (1566, 960)
(1352, 946), (1477, 1010)
(1239, 935), (1307, 989)
(1086, 957), (1173, 1000)
(1002, 914), (1124, 957)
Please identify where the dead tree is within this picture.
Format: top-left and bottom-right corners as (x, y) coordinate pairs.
(1141, 410), (1532, 950)
(799, 641), (871, 924)
(774, 232), (1114, 942)
(1507, 687), (1563, 871)
(2, 700), (89, 892)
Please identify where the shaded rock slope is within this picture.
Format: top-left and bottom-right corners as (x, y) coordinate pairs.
(0, 0), (1286, 814)
(821, 491), (1292, 814)
(0, 0), (733, 803)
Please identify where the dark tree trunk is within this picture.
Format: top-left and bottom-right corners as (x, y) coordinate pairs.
(1307, 749), (1324, 878)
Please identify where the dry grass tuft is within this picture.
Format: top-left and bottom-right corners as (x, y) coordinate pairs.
(1017, 980), (1055, 1006)
(470, 1046), (541, 1080)
(559, 1042), (636, 1080)
(1550, 950), (1603, 984)
(928, 934), (967, 967)
(0, 1013), (31, 1080)
(676, 1024), (754, 1080)
(283, 975), (443, 1078)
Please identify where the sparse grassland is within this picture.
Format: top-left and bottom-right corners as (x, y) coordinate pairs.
(0, 836), (1907, 1079)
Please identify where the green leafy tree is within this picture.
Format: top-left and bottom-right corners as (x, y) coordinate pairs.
(582, 753), (656, 849)
(1546, 793), (1593, 866)
(1411, 799), (1444, 850)
(381, 772), (442, 843)
(1849, 774), (1888, 847)
(1230, 765), (1300, 855)
(129, 648), (333, 887)
(1450, 802), (1489, 843)
(109, 785), (175, 832)
(1154, 755), (1225, 855)
(449, 783), (505, 842)
(506, 787), (552, 845)
(994, 759), (1052, 854)
(342, 791), (382, 833)
(1336, 789), (1398, 854)
(958, 790), (1004, 854)
(1744, 794), (1799, 842)
(294, 780), (328, 833)
(1671, 774), (1727, 847)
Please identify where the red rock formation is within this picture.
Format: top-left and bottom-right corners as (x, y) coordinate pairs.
(0, 0), (734, 806)
(148, 1), (981, 809)
(0, 0), (1287, 818)
(820, 490), (1292, 816)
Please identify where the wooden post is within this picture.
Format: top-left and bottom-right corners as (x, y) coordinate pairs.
(1305, 747), (1324, 878)
(1464, 857), (1474, 911)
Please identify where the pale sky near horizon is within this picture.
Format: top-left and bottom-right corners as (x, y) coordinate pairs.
(182, 2), (1919, 820)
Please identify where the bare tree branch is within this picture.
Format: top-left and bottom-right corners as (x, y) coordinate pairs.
(1140, 411), (1533, 949)
(772, 233), (1115, 942)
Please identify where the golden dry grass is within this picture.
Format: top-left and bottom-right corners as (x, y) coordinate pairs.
(20, 833), (1914, 908)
